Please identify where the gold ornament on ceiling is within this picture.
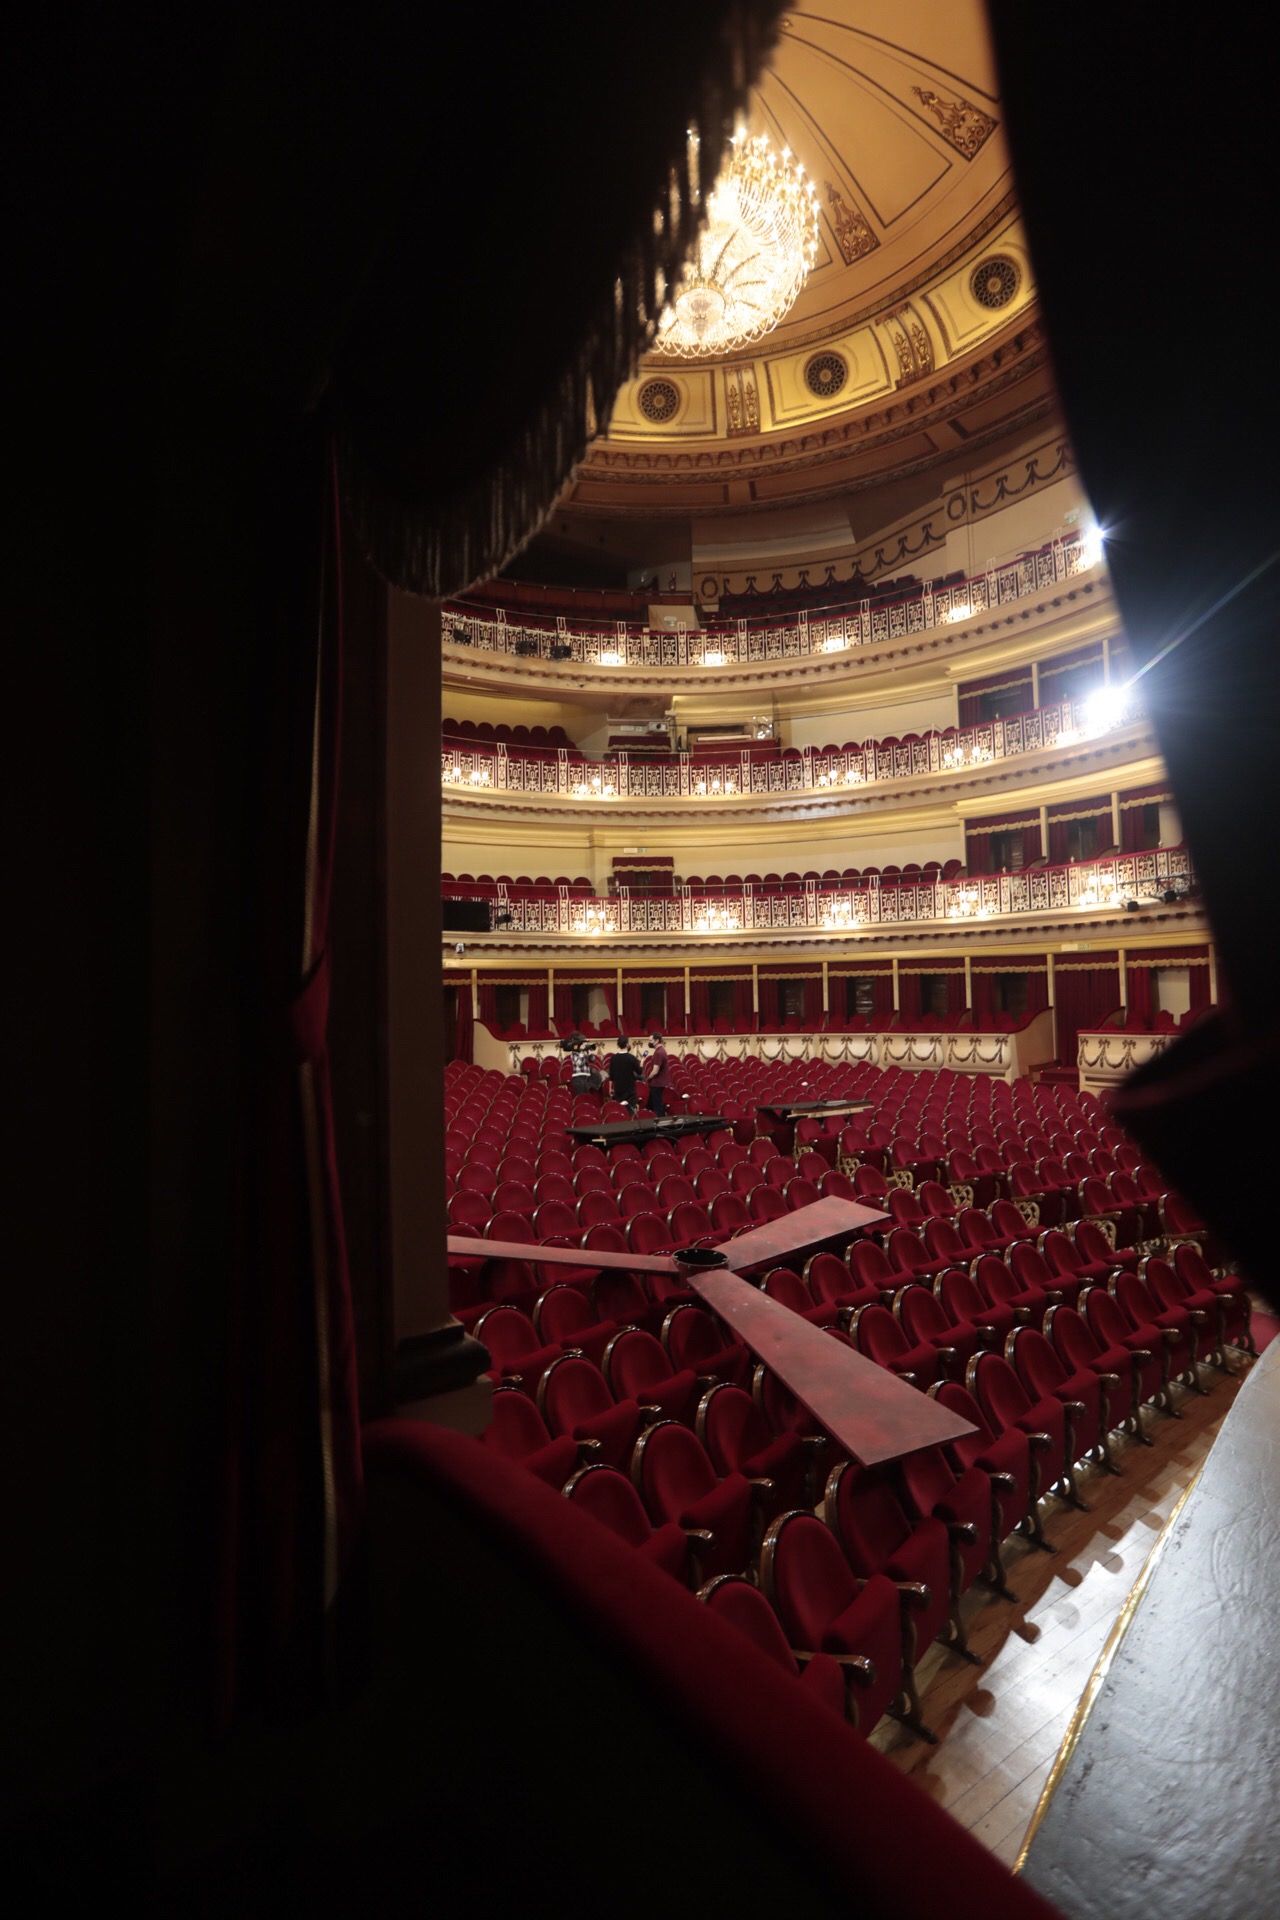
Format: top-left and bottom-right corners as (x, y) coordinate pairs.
(655, 129), (821, 358)
(637, 378), (682, 423)
(912, 86), (997, 159)
(804, 351), (848, 399)
(824, 182), (879, 265)
(970, 255), (1020, 310)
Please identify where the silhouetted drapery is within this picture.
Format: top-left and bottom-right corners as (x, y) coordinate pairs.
(1124, 965), (1154, 1027)
(991, 8), (1280, 1304)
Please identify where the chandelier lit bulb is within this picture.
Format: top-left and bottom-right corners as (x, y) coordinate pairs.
(656, 130), (820, 358)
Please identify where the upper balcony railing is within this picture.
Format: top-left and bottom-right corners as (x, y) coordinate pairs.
(444, 532), (1098, 670)
(451, 846), (1194, 938)
(441, 689), (1145, 803)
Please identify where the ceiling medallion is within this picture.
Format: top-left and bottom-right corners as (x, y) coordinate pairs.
(637, 377), (681, 424)
(655, 130), (820, 359)
(804, 351), (848, 399)
(970, 255), (1020, 311)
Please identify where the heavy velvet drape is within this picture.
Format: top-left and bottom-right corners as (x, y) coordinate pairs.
(1053, 961), (1122, 1061)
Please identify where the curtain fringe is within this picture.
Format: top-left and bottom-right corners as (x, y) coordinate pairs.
(338, 3), (784, 599)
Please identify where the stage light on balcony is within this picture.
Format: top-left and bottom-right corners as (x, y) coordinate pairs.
(1077, 521), (1106, 570)
(599, 650), (623, 667)
(822, 635), (845, 653)
(942, 601), (973, 624)
(704, 649), (726, 667)
(1081, 683), (1129, 735)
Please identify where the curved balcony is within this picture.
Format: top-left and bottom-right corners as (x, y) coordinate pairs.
(441, 692), (1149, 820)
(443, 532), (1100, 683)
(446, 846), (1196, 947)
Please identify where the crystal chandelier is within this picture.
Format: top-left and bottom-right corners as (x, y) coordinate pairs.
(655, 131), (820, 358)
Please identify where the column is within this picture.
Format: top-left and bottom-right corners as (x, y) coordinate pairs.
(751, 961), (759, 1023)
(821, 958), (829, 1019)
(1031, 659), (1040, 708)
(1208, 943), (1218, 1004)
(386, 589), (489, 1430)
(964, 952), (973, 1013)
(1111, 790), (1122, 850)
(471, 967), (479, 1018)
(1117, 948), (1127, 1017)
(684, 962), (692, 1036)
(1047, 952), (1058, 1065)
(616, 964), (623, 1030)
(1039, 803), (1049, 859)
(891, 955), (901, 1012)
(1102, 633), (1112, 684)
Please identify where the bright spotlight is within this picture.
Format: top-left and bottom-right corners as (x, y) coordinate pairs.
(1077, 521), (1106, 569)
(1082, 683), (1128, 735)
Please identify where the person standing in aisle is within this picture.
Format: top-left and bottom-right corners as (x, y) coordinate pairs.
(608, 1036), (642, 1113)
(644, 1031), (670, 1117)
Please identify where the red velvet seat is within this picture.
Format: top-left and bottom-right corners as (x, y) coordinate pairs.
(966, 1350), (1078, 1512)
(471, 1304), (563, 1392)
(709, 1191), (752, 1236)
(1010, 1239), (1081, 1310)
(929, 1379), (1043, 1548)
(897, 1443), (1010, 1601)
(894, 1283), (984, 1377)
(1075, 1216), (1139, 1274)
(1043, 1301), (1141, 1435)
(698, 1576), (847, 1721)
(847, 1302), (940, 1387)
(761, 1510), (908, 1739)
(696, 1381), (808, 1514)
(603, 1326), (699, 1426)
(631, 1420), (756, 1581)
(885, 1225), (947, 1282)
(804, 1251), (878, 1320)
(537, 1353), (645, 1470)
(1173, 1242), (1254, 1353)
(970, 1252), (1051, 1327)
(662, 1302), (750, 1389)
(627, 1211), (674, 1255)
(1079, 1284), (1171, 1420)
(1006, 1325), (1116, 1476)
(563, 1462), (690, 1581)
(1111, 1268), (1197, 1390)
(824, 1459), (967, 1664)
(532, 1284), (617, 1367)
(480, 1384), (580, 1488)
(1141, 1254), (1219, 1370)
(847, 1239), (913, 1302)
(749, 1184), (789, 1223)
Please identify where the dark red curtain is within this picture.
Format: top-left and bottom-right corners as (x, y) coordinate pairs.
(527, 982), (549, 1036)
(898, 972), (922, 1020)
(1121, 804), (1145, 851)
(477, 982), (501, 1030)
(971, 970), (997, 1024)
(964, 832), (991, 875)
(553, 981), (575, 1033)
(733, 978), (754, 1031)
(1048, 815), (1070, 863)
(1189, 962), (1211, 1013)
(690, 976), (711, 1031)
(1124, 963), (1154, 1026)
(1054, 962), (1122, 1060)
(449, 985), (474, 1063)
(622, 979), (645, 1032)
(758, 975), (780, 1028)
(222, 441), (362, 1722)
(1021, 823), (1044, 865)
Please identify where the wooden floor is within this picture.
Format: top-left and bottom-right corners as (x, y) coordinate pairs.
(869, 1348), (1256, 1870)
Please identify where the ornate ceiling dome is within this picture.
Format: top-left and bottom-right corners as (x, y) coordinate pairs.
(564, 0), (1051, 516)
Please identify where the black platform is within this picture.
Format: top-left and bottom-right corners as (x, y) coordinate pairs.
(566, 1114), (729, 1147)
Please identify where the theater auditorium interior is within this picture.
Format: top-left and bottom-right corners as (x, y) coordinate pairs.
(14, 4), (1280, 1915)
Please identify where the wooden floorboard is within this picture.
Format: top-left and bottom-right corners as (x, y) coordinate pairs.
(868, 1349), (1254, 1866)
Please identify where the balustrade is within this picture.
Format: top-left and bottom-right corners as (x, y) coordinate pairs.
(443, 532), (1096, 670)
(441, 689), (1144, 804)
(447, 847), (1194, 937)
